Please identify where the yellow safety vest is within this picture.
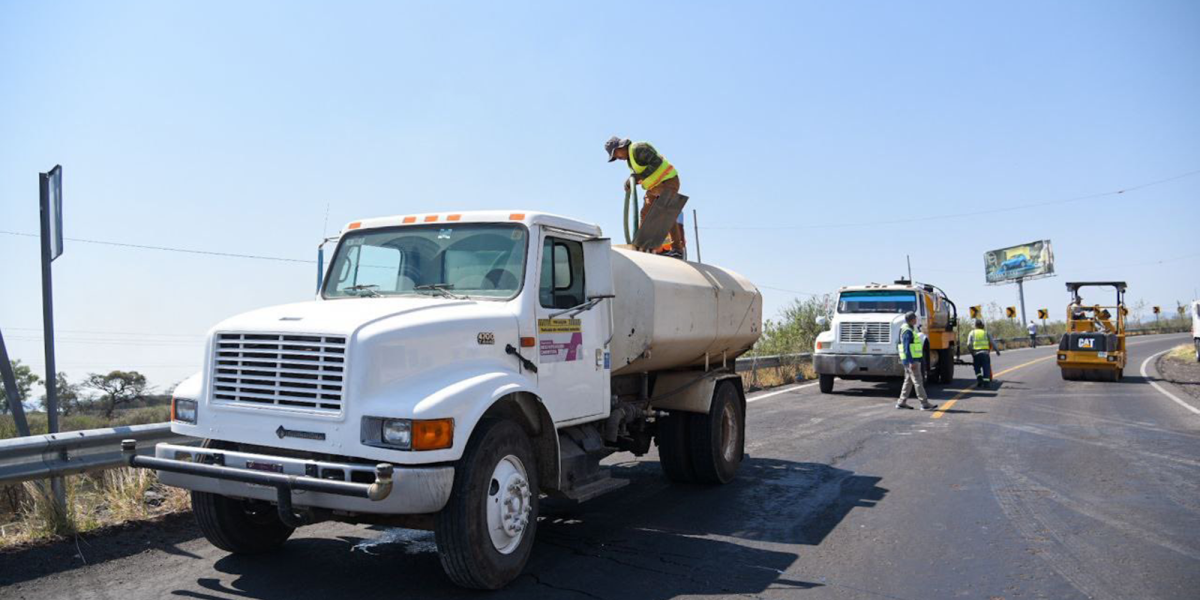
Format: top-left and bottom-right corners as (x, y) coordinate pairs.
(627, 142), (677, 190)
(971, 328), (990, 351)
(897, 324), (924, 359)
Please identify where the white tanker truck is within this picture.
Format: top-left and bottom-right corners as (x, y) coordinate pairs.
(127, 210), (761, 589)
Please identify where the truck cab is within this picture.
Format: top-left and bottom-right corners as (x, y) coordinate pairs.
(812, 280), (958, 393)
(137, 210), (760, 589)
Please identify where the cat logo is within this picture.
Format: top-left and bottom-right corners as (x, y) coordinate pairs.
(1078, 338), (1095, 349)
(476, 332), (495, 345)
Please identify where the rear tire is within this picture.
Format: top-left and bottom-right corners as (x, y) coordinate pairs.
(936, 348), (954, 385)
(435, 419), (538, 590)
(656, 411), (696, 483)
(192, 491), (294, 554)
(818, 374), (835, 394)
(687, 381), (745, 485)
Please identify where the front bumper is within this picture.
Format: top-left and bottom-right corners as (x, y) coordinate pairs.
(137, 442), (454, 515)
(814, 353), (903, 378)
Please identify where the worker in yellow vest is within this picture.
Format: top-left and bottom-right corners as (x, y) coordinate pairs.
(604, 137), (685, 257)
(967, 319), (1001, 388)
(896, 312), (937, 411)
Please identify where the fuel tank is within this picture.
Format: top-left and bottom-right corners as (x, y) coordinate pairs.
(608, 247), (762, 375)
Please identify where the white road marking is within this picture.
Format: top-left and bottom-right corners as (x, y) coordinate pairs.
(1140, 350), (1200, 416)
(746, 382), (817, 403)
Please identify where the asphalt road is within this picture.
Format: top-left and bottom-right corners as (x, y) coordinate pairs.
(4, 333), (1198, 600)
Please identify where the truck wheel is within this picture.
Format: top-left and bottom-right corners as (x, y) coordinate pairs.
(656, 411), (696, 483)
(936, 348), (954, 385)
(435, 419), (538, 590)
(687, 381), (744, 485)
(818, 374), (835, 394)
(192, 491), (294, 554)
(921, 346), (932, 384)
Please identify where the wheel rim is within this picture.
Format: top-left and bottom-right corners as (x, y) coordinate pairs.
(485, 454), (532, 555)
(719, 401), (740, 463)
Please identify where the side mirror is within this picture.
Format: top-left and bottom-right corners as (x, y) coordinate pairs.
(815, 316), (827, 327)
(583, 237), (615, 300)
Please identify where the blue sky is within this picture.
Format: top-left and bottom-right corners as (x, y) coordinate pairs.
(2, 0), (1198, 393)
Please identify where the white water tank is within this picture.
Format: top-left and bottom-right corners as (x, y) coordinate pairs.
(608, 247), (762, 375)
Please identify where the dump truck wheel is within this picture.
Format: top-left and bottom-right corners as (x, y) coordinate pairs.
(435, 418), (538, 590)
(192, 491), (294, 554)
(818, 374), (835, 394)
(656, 411), (696, 483)
(688, 381), (745, 485)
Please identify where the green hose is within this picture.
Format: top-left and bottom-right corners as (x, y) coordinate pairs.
(623, 176), (639, 245)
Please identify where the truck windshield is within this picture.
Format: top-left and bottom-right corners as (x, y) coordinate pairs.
(323, 224), (528, 300)
(838, 290), (917, 314)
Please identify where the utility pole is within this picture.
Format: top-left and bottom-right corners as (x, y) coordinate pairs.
(692, 209), (701, 264)
(906, 255), (912, 282)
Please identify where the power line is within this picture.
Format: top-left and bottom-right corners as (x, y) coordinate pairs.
(0, 230), (315, 264)
(701, 167), (1200, 231)
(2, 326), (203, 338)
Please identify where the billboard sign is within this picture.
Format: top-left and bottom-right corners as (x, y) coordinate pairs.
(984, 239), (1054, 284)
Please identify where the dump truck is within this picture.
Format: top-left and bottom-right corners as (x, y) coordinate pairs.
(812, 280), (959, 393)
(125, 210), (761, 589)
(1058, 281), (1127, 381)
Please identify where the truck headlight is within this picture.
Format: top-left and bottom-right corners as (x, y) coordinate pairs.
(381, 419), (412, 449)
(172, 398), (197, 424)
(364, 417), (454, 451)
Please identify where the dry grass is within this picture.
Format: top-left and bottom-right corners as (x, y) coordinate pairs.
(0, 469), (190, 549)
(1166, 343), (1196, 362)
(741, 361), (815, 392)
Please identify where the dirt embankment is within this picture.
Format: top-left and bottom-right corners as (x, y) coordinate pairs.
(1157, 344), (1200, 401)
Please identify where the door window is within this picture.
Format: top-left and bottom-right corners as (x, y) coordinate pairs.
(539, 238), (586, 309)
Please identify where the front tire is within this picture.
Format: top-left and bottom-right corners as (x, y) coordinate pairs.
(192, 491), (294, 554)
(818, 374), (835, 394)
(435, 419), (538, 590)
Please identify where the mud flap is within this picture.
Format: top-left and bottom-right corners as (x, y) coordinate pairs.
(631, 189), (689, 252)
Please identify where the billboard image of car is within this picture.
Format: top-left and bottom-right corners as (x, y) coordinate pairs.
(985, 240), (1055, 284)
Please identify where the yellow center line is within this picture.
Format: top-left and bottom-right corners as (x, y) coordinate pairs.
(930, 355), (1056, 419)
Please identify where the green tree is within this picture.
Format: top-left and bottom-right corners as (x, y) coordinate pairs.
(1, 359), (41, 415)
(753, 294), (835, 356)
(83, 371), (150, 418)
(41, 372), (88, 416)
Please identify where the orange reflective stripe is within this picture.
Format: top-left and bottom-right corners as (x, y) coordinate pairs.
(644, 164), (676, 190)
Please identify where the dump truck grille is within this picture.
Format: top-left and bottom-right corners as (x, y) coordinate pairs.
(211, 333), (347, 413)
(839, 322), (891, 344)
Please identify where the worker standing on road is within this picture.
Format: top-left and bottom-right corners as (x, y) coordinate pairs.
(604, 136), (686, 257)
(968, 319), (1001, 388)
(897, 313), (937, 411)
(1027, 320), (1038, 348)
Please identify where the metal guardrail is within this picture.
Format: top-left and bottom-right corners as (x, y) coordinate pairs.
(0, 423), (193, 486)
(735, 352), (812, 372)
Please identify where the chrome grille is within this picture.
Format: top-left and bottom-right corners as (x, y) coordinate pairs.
(212, 333), (346, 413)
(839, 322), (891, 344)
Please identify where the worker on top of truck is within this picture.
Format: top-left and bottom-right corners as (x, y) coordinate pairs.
(897, 312), (937, 411)
(605, 136), (685, 256)
(967, 319), (1000, 388)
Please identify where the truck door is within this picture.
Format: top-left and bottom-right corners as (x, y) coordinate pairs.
(535, 233), (610, 423)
